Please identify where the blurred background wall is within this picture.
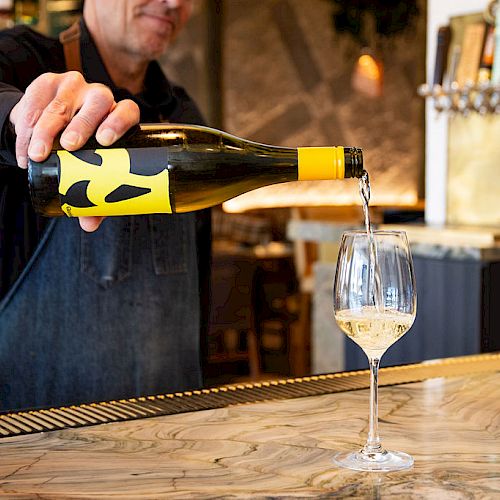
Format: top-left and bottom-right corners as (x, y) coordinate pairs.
(163, 0), (426, 210)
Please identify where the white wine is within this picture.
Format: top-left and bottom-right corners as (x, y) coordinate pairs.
(335, 307), (415, 359)
(359, 171), (384, 311)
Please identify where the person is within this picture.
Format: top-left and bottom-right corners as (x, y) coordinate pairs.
(0, 0), (211, 411)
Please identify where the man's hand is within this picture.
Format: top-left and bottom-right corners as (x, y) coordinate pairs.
(9, 71), (140, 232)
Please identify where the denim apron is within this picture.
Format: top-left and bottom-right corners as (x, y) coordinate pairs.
(0, 213), (202, 410)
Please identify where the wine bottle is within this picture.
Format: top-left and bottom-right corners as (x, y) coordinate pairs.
(28, 123), (364, 217)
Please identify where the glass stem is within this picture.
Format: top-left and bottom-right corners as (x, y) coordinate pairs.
(364, 357), (383, 454)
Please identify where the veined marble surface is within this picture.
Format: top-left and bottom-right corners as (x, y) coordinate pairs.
(1, 371), (499, 498)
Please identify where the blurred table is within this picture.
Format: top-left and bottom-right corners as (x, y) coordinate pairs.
(1, 353), (499, 497)
(207, 240), (299, 383)
(287, 219), (500, 372)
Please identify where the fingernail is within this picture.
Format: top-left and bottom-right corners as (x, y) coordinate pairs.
(98, 129), (116, 146)
(62, 131), (82, 148)
(28, 140), (46, 159)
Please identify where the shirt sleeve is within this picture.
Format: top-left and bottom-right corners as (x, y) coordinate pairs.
(0, 83), (22, 166)
(0, 33), (25, 167)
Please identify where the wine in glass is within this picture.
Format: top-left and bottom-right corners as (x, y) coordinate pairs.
(332, 230), (417, 472)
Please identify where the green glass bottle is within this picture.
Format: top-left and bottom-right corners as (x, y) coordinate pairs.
(28, 123), (364, 217)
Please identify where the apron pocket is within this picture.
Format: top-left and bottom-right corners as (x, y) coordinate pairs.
(80, 217), (133, 288)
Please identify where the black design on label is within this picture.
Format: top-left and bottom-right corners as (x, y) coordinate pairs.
(129, 148), (168, 176)
(105, 184), (152, 203)
(60, 180), (97, 208)
(72, 150), (103, 166)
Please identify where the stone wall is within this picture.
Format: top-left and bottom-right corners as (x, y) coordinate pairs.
(223, 0), (426, 209)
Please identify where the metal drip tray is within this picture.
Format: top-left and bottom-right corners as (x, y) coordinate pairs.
(1, 353), (499, 438)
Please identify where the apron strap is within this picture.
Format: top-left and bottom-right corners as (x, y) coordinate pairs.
(59, 21), (82, 72)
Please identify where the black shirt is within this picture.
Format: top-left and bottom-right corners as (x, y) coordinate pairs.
(0, 19), (209, 300)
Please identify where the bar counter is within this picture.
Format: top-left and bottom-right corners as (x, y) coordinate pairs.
(1, 353), (499, 498)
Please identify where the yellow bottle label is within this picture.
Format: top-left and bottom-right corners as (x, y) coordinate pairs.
(57, 148), (172, 217)
(297, 146), (345, 180)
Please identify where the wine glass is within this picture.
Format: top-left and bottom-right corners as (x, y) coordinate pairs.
(332, 230), (417, 472)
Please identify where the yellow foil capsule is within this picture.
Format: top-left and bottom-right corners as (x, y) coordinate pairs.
(297, 146), (345, 181)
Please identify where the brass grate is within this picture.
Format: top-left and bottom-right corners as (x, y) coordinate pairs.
(1, 353), (499, 438)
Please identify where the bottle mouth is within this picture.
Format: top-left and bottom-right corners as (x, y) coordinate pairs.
(28, 158), (64, 216)
(27, 161), (42, 213)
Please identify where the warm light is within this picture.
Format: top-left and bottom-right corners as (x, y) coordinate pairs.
(222, 180), (418, 213)
(357, 54), (382, 81)
(351, 52), (384, 98)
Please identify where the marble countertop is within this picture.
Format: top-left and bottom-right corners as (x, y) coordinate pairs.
(1, 355), (499, 498)
(287, 220), (500, 261)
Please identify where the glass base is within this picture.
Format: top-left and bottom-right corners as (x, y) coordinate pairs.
(332, 448), (414, 472)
